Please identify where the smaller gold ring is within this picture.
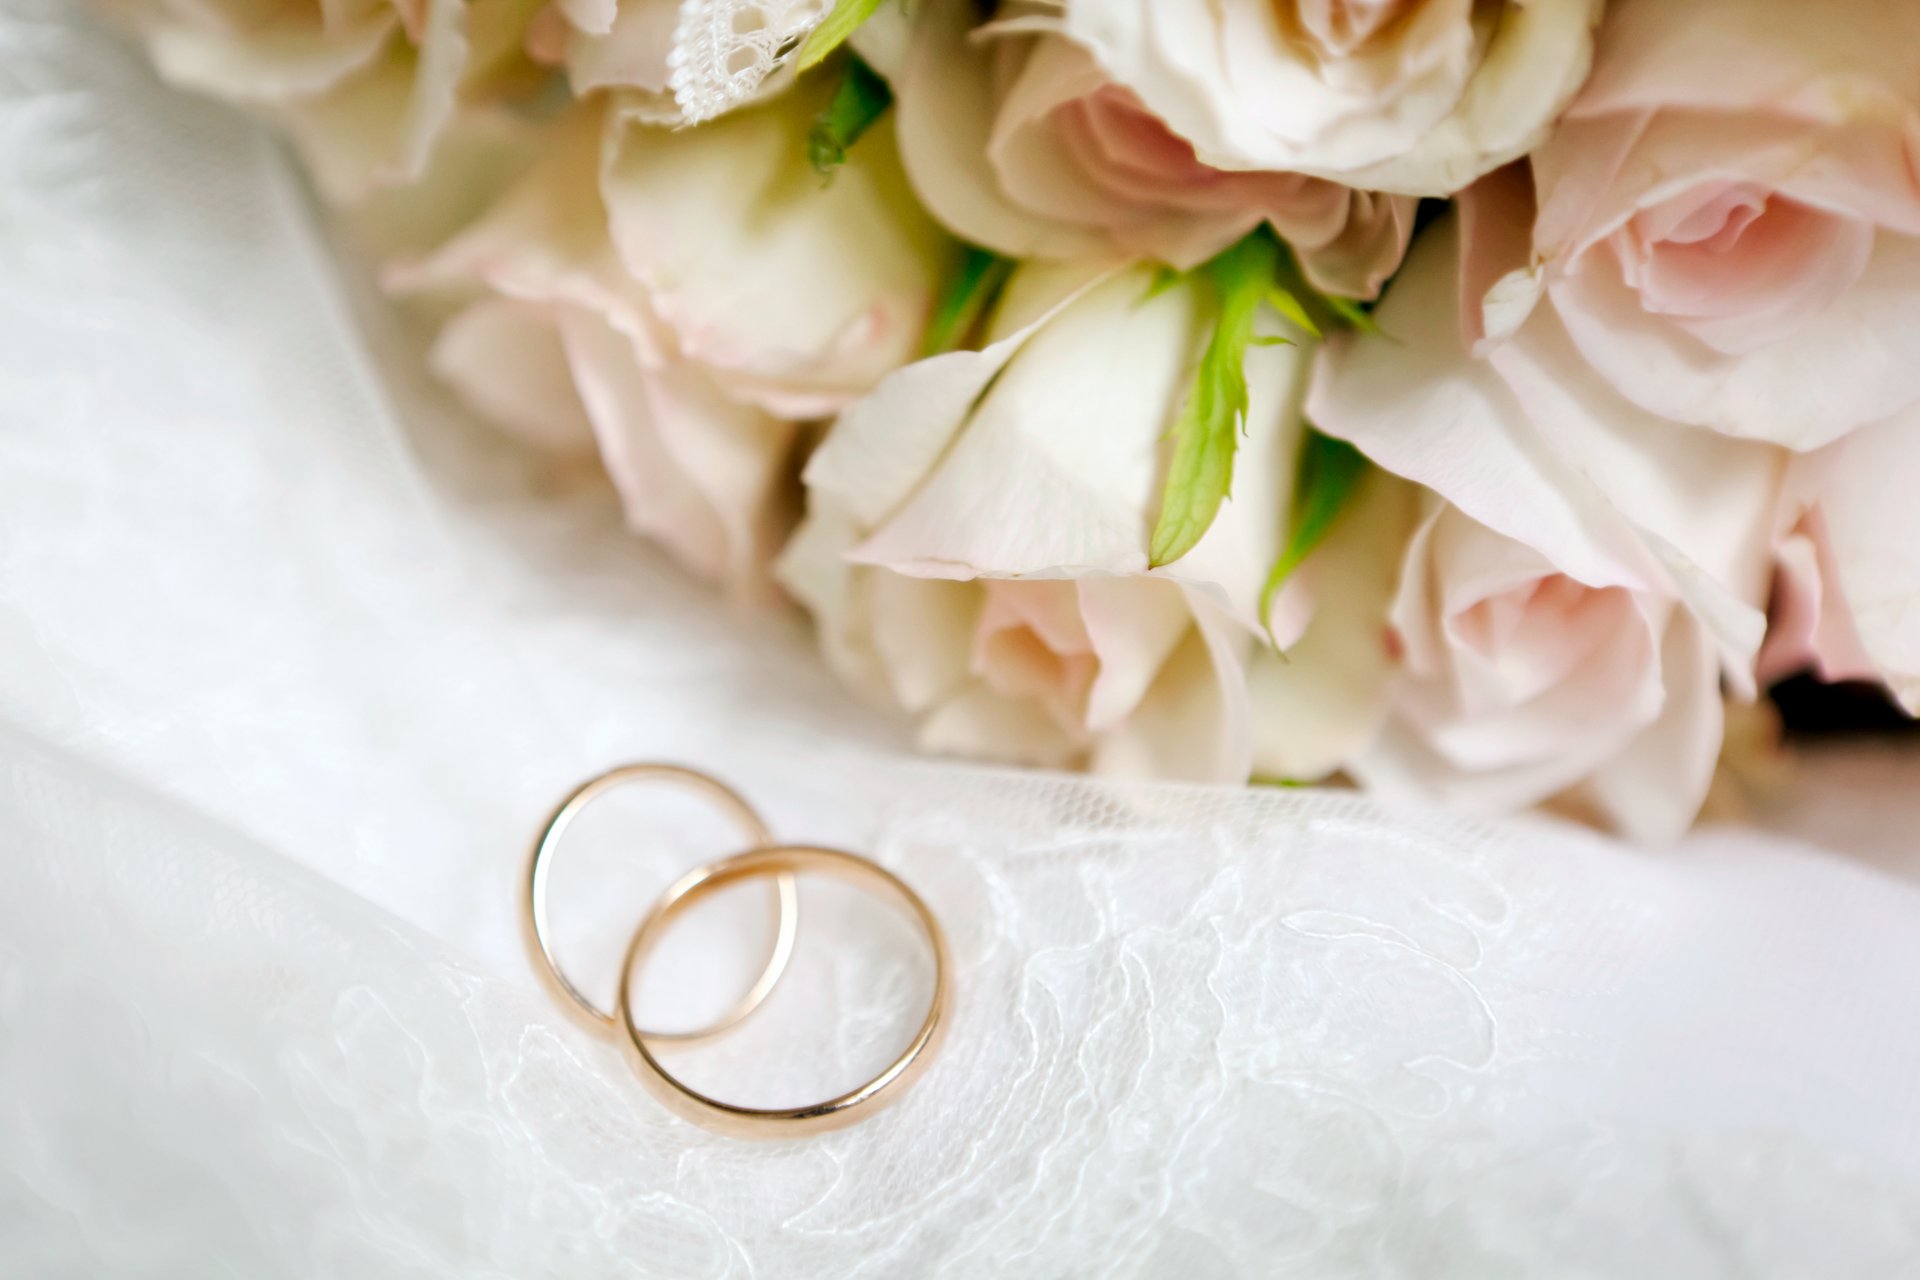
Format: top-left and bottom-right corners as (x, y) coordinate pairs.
(617, 845), (949, 1139)
(524, 763), (797, 1042)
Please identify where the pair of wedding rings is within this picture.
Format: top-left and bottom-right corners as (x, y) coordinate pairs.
(521, 764), (949, 1138)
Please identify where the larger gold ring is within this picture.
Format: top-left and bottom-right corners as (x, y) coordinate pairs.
(617, 845), (950, 1139)
(524, 763), (797, 1042)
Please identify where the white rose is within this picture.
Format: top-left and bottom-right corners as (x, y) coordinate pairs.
(1310, 213), (1784, 838)
(108, 0), (543, 201)
(1049, 0), (1602, 196)
(783, 261), (1389, 782)
(402, 86), (948, 593)
(893, 0), (1414, 296)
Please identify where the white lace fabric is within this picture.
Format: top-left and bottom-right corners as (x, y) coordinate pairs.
(670, 0), (830, 123)
(7, 4), (1920, 1275)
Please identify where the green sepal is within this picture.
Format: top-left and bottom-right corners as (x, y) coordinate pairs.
(1257, 429), (1369, 648)
(922, 244), (1015, 357)
(1142, 264), (1185, 303)
(1147, 230), (1284, 568)
(1265, 285), (1321, 339)
(1324, 294), (1383, 336)
(806, 55), (892, 180)
(1146, 226), (1387, 570)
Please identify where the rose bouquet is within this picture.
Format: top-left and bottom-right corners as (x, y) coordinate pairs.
(99, 0), (1920, 842)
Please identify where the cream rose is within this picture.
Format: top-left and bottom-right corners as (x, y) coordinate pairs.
(784, 510), (1258, 779)
(1047, 0), (1601, 197)
(107, 0), (543, 201)
(404, 86), (948, 594)
(1311, 213), (1784, 838)
(1527, 0), (1920, 449)
(895, 0), (1414, 295)
(1246, 465), (1420, 784)
(782, 260), (1390, 782)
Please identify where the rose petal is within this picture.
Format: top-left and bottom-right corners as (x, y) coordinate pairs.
(869, 569), (983, 714)
(1315, 215), (1778, 680)
(1810, 411), (1920, 710)
(566, 0), (676, 92)
(1567, 0), (1920, 137)
(148, 9), (396, 103)
(601, 87), (947, 417)
(1758, 512), (1879, 688)
(1078, 576), (1193, 734)
(919, 683), (1083, 769)
(1456, 164), (1542, 353)
(554, 0), (617, 38)
(429, 297), (598, 455)
(801, 259), (1119, 531)
(1577, 610), (1726, 846)
(558, 310), (797, 593)
(1354, 508), (1674, 823)
(1247, 469), (1419, 783)
(1311, 218), (1667, 595)
(1088, 592), (1254, 784)
(281, 0), (467, 200)
(1058, 0), (1601, 195)
(1549, 229), (1920, 449)
(894, 0), (1107, 260)
(847, 268), (1196, 581)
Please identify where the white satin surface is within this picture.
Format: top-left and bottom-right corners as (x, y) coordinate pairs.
(5, 5), (1920, 1275)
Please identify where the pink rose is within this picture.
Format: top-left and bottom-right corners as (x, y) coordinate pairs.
(895, 0), (1414, 295)
(401, 89), (946, 594)
(1529, 0), (1920, 448)
(1311, 212), (1786, 839)
(1361, 499), (1726, 844)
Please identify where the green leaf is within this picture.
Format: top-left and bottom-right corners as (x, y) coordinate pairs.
(806, 55), (892, 180)
(1257, 429), (1369, 648)
(794, 0), (885, 72)
(922, 244), (1014, 356)
(1148, 230), (1283, 568)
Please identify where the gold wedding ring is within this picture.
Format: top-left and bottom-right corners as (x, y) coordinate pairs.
(524, 763), (798, 1042)
(524, 765), (950, 1137)
(616, 845), (950, 1139)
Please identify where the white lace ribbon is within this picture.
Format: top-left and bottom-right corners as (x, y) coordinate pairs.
(669, 0), (832, 123)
